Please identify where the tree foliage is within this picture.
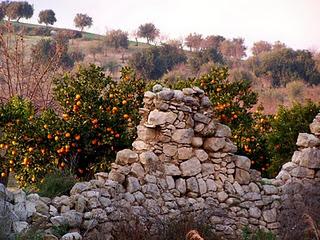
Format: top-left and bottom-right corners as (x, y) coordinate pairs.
(5, 1), (33, 22)
(137, 23), (159, 44)
(185, 33), (203, 52)
(74, 13), (93, 32)
(266, 102), (320, 176)
(105, 29), (129, 50)
(251, 48), (320, 86)
(38, 9), (57, 26)
(129, 44), (187, 80)
(251, 41), (272, 56)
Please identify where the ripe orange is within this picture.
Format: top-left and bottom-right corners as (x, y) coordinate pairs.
(75, 135), (81, 141)
(122, 100), (127, 105)
(75, 94), (81, 100)
(91, 118), (98, 124)
(76, 101), (81, 106)
(43, 124), (48, 129)
(28, 147), (33, 152)
(65, 132), (71, 138)
(9, 160), (14, 164)
(115, 133), (120, 138)
(54, 136), (59, 141)
(47, 134), (53, 140)
(123, 114), (129, 119)
(91, 139), (98, 145)
(1, 172), (6, 177)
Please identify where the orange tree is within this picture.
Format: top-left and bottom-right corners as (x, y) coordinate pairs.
(0, 65), (145, 187)
(0, 97), (61, 186)
(52, 65), (145, 177)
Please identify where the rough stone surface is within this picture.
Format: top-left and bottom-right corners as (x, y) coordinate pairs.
(4, 88), (320, 239)
(180, 158), (201, 176)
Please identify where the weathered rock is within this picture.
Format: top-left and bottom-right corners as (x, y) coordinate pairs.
(290, 166), (315, 178)
(61, 210), (83, 227)
(249, 207), (262, 219)
(164, 164), (181, 176)
(163, 144), (178, 157)
(148, 109), (177, 125)
(191, 137), (203, 147)
(296, 133), (320, 147)
(172, 128), (194, 144)
(108, 170), (125, 184)
(176, 178), (186, 194)
(217, 191), (228, 202)
(178, 147), (193, 160)
(12, 221), (28, 233)
(61, 232), (82, 240)
(131, 163), (145, 178)
(215, 123), (232, 138)
(140, 151), (158, 165)
(194, 113), (210, 124)
(158, 89), (174, 101)
(195, 149), (208, 162)
(262, 209), (277, 223)
(298, 148), (320, 169)
(137, 125), (156, 141)
(180, 158), (201, 176)
(235, 168), (251, 185)
(127, 177), (141, 193)
(201, 163), (215, 176)
(310, 114), (320, 135)
(203, 137), (227, 152)
(186, 177), (199, 193)
(235, 155), (251, 170)
(116, 149), (138, 165)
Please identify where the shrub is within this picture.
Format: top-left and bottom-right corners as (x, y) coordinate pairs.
(36, 171), (77, 198)
(0, 65), (145, 187)
(242, 226), (277, 240)
(266, 101), (320, 176)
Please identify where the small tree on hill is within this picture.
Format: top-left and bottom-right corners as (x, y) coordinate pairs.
(74, 13), (92, 32)
(38, 9), (57, 26)
(137, 23), (159, 44)
(6, 1), (33, 22)
(185, 33), (203, 52)
(105, 29), (129, 50)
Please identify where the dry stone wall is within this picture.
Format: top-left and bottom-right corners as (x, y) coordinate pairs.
(1, 86), (320, 240)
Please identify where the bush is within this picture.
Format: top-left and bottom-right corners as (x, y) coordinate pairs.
(0, 65), (145, 187)
(242, 227), (277, 240)
(36, 171), (77, 198)
(266, 101), (320, 176)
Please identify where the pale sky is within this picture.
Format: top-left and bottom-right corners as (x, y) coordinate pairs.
(25, 0), (320, 51)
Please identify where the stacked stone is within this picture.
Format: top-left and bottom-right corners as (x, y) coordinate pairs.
(10, 86), (320, 239)
(276, 113), (320, 183)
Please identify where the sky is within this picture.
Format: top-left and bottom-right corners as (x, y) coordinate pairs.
(25, 0), (320, 51)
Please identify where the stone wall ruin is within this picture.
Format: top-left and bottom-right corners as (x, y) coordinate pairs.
(1, 85), (320, 239)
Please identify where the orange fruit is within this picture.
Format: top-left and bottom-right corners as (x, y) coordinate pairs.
(91, 139), (98, 145)
(65, 133), (71, 138)
(43, 124), (48, 129)
(75, 94), (81, 100)
(54, 136), (59, 141)
(47, 134), (53, 140)
(75, 135), (81, 141)
(1, 172), (6, 177)
(76, 101), (81, 106)
(123, 114), (129, 119)
(122, 100), (127, 105)
(91, 118), (98, 124)
(28, 147), (33, 152)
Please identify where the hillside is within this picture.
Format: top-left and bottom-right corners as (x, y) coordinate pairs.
(10, 22), (320, 114)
